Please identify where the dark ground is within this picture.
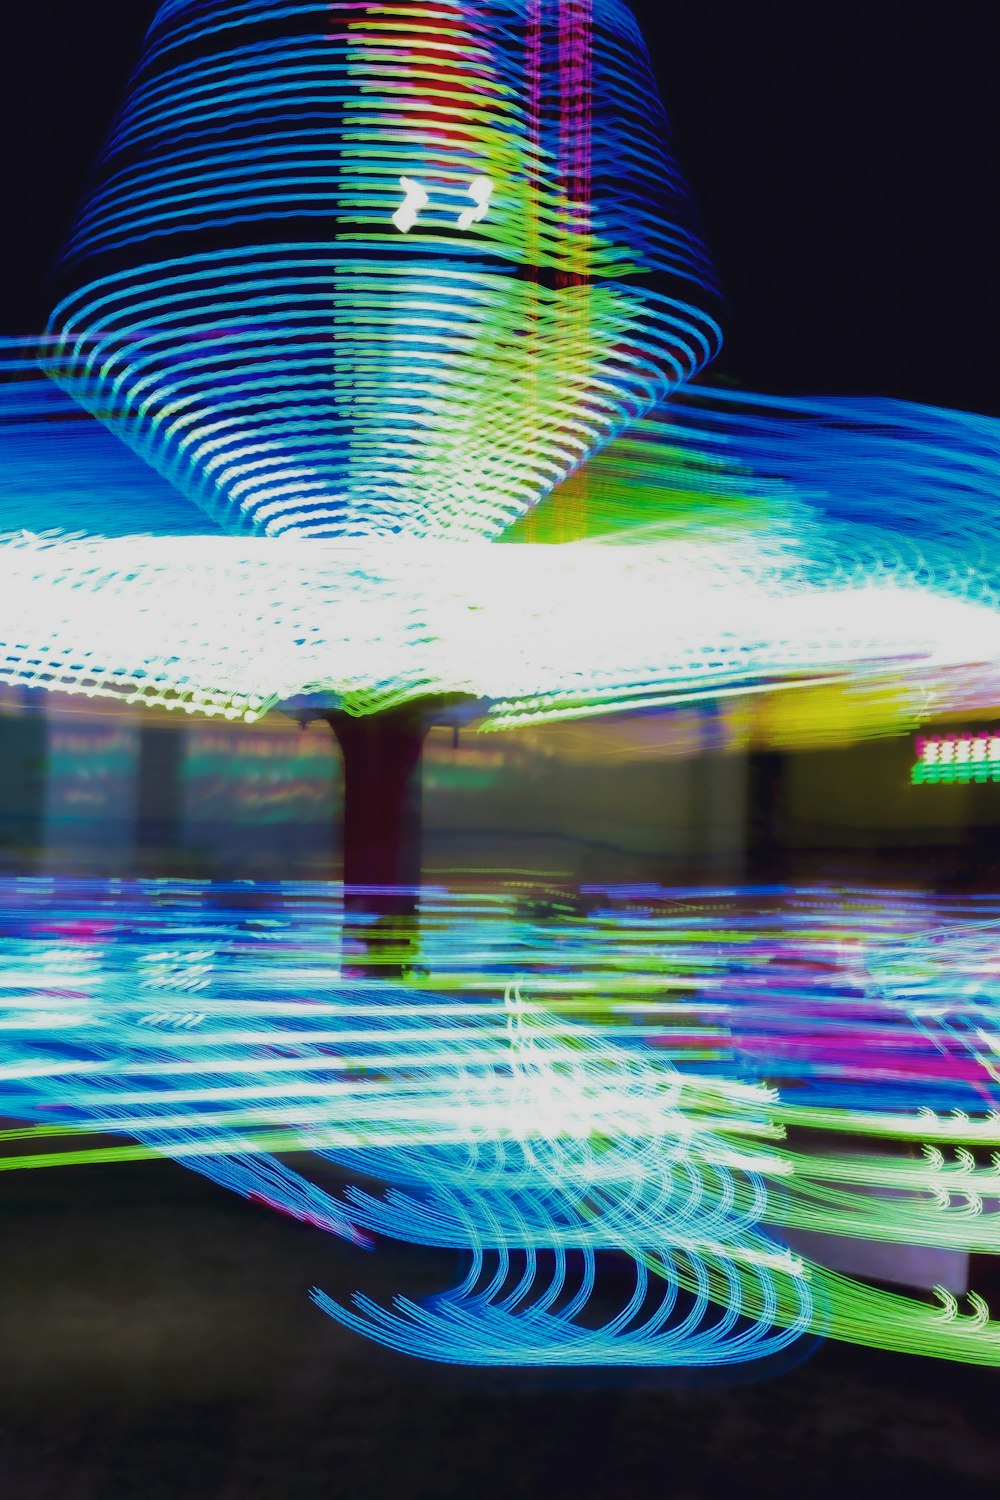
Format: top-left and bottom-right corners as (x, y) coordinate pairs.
(1, 1156), (999, 1500)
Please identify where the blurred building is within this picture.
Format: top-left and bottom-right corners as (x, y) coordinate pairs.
(1, 686), (995, 887)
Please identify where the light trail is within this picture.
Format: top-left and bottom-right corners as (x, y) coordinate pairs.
(3, 878), (1000, 1365)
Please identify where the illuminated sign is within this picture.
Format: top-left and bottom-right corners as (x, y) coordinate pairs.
(912, 732), (1000, 784)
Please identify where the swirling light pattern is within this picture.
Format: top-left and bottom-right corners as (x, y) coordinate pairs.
(44, 0), (721, 542)
(0, 0), (998, 738)
(6, 341), (1000, 731)
(4, 879), (1000, 1367)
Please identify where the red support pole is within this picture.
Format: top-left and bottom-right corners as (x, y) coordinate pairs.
(324, 704), (431, 972)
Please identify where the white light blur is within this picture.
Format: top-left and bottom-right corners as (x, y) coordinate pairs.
(2, 529), (1000, 726)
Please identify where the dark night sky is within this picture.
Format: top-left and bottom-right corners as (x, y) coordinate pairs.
(2, 1), (998, 413)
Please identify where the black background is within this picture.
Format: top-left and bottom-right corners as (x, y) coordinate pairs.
(2, 1), (998, 412)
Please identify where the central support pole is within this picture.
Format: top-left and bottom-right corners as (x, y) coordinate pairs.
(324, 703), (432, 973)
(325, 703), (429, 898)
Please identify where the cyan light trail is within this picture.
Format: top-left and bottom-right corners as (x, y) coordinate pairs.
(0, 341), (218, 537)
(3, 880), (1000, 1365)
